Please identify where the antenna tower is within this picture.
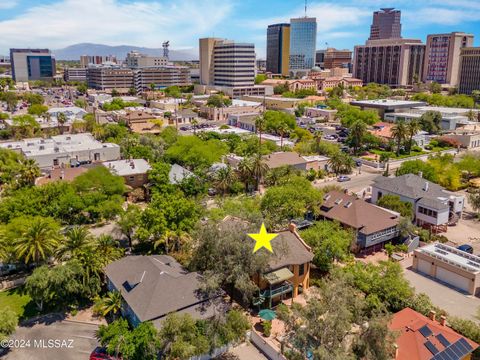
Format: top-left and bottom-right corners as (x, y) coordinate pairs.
(162, 41), (170, 59)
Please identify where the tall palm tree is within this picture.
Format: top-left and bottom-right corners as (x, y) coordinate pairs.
(56, 225), (93, 261)
(391, 120), (408, 156)
(18, 158), (40, 186)
(328, 152), (354, 176)
(95, 234), (123, 268)
(94, 290), (123, 319)
(255, 115), (266, 153)
(154, 230), (191, 254)
(191, 118), (199, 135)
(406, 119), (421, 154)
(57, 112), (67, 135)
(213, 166), (236, 196)
(313, 130), (323, 154)
(251, 155), (269, 191)
(15, 217), (60, 265)
(349, 120), (367, 155)
(237, 157), (254, 192)
(277, 123), (289, 149)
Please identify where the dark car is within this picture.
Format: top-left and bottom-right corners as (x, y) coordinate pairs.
(457, 244), (474, 254)
(90, 347), (121, 360)
(337, 175), (351, 182)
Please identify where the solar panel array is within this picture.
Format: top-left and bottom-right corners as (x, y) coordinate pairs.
(419, 325), (433, 338)
(431, 338), (474, 360)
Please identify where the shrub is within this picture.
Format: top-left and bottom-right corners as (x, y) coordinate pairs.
(263, 321), (272, 337)
(0, 307), (18, 341)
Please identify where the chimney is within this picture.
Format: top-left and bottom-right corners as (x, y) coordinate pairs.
(344, 188), (348, 194)
(428, 310), (436, 322)
(288, 223), (297, 233)
(440, 315), (447, 326)
(418, 171), (423, 178)
(424, 182), (429, 192)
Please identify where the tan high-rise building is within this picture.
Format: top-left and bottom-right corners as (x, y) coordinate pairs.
(424, 32), (474, 86)
(199, 38), (222, 86)
(369, 8), (402, 40)
(458, 47), (480, 95)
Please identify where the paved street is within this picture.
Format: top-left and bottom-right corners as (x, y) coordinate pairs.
(5, 319), (98, 360)
(314, 168), (380, 196)
(403, 265), (480, 321)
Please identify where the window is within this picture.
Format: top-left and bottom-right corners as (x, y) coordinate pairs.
(299, 263), (305, 276)
(53, 159), (59, 166)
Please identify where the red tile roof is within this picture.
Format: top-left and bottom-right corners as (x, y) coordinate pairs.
(389, 308), (478, 360)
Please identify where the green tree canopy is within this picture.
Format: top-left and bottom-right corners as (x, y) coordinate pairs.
(377, 194), (414, 219)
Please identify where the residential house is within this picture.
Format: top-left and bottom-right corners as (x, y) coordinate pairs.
(263, 151), (312, 171)
(319, 190), (400, 251)
(371, 174), (464, 232)
(168, 163), (194, 184)
(389, 307), (478, 360)
(199, 99), (262, 122)
(103, 159), (152, 188)
(35, 165), (95, 185)
(369, 122), (431, 147)
(170, 109), (199, 126)
(105, 255), (226, 329)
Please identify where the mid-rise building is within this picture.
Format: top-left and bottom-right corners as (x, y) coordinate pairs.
(369, 8), (402, 40)
(458, 47), (480, 95)
(125, 51), (168, 68)
(353, 38), (426, 87)
(87, 66), (134, 91)
(323, 48), (352, 69)
(199, 38), (255, 87)
(424, 32), (474, 86)
(315, 50), (325, 68)
(63, 67), (87, 82)
(266, 23), (290, 76)
(80, 55), (117, 67)
(133, 66), (190, 92)
(289, 17), (317, 76)
(10, 48), (55, 82)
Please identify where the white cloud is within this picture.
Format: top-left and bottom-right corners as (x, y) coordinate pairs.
(0, 0), (233, 52)
(0, 0), (18, 9)
(404, 7), (480, 26)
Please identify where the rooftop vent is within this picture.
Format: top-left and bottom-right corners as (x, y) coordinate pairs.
(423, 182), (429, 191)
(344, 201), (352, 208)
(334, 198), (343, 205)
(323, 194), (331, 201)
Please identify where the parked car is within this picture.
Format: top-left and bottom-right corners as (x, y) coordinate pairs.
(457, 244), (474, 254)
(355, 160), (362, 167)
(337, 175), (351, 182)
(90, 347), (121, 360)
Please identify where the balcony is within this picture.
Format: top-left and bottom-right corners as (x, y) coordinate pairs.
(260, 281), (293, 298)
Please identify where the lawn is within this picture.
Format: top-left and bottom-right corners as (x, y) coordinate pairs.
(366, 148), (427, 160)
(0, 287), (39, 319)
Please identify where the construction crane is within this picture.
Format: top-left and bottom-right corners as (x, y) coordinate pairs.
(162, 41), (170, 59)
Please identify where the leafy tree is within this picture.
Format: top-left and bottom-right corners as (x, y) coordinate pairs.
(353, 315), (397, 360)
(1, 91), (18, 112)
(76, 82), (88, 95)
(377, 195), (414, 219)
(102, 98), (140, 111)
(396, 159), (437, 182)
(11, 114), (40, 138)
(348, 120), (367, 155)
(419, 111), (442, 134)
(300, 221), (354, 272)
(468, 189), (480, 216)
(261, 176), (323, 228)
(273, 82), (289, 95)
(429, 81), (442, 94)
(117, 205), (142, 248)
(0, 307), (18, 342)
(74, 99), (87, 109)
(27, 104), (48, 117)
(22, 93), (44, 105)
(206, 94), (231, 108)
(254, 74), (267, 84)
(328, 152), (354, 175)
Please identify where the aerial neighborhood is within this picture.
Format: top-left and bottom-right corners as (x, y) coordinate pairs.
(1, 3), (480, 360)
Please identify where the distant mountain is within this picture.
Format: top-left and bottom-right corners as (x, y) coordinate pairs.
(53, 43), (197, 61)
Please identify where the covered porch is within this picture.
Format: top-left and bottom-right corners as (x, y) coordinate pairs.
(254, 267), (297, 309)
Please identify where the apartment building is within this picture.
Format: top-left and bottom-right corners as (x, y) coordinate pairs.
(0, 133), (120, 169)
(458, 47), (480, 95)
(289, 17), (317, 76)
(80, 55), (117, 67)
(424, 32), (474, 86)
(133, 66), (190, 92)
(266, 23), (290, 76)
(87, 66), (134, 91)
(125, 51), (168, 68)
(10, 48), (56, 82)
(63, 67), (87, 82)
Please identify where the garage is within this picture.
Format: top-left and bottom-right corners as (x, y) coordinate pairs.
(417, 259), (432, 276)
(436, 267), (471, 293)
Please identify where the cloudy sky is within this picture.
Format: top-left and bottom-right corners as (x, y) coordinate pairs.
(0, 0), (479, 57)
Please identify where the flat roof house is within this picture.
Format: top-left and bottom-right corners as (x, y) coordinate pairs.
(263, 151), (313, 171)
(390, 307), (478, 360)
(413, 243), (480, 295)
(103, 159), (152, 189)
(372, 174), (464, 232)
(320, 190), (400, 251)
(105, 255), (226, 329)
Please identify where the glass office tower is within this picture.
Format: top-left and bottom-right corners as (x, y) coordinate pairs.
(289, 17), (317, 76)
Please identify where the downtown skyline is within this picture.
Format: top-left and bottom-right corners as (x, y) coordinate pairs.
(0, 0), (479, 58)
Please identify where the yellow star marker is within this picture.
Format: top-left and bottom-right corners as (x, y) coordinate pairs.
(248, 223), (278, 253)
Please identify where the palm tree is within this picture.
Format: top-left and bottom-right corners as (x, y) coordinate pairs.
(406, 119), (421, 154)
(213, 166), (236, 196)
(15, 217), (60, 265)
(391, 120), (408, 156)
(277, 123), (289, 149)
(328, 152), (354, 175)
(379, 152), (391, 176)
(255, 115), (266, 153)
(57, 112), (67, 134)
(191, 118), (199, 135)
(313, 130), (323, 154)
(251, 155), (269, 191)
(94, 290), (122, 319)
(349, 120), (367, 155)
(56, 226), (93, 261)
(18, 158), (40, 186)
(154, 230), (191, 254)
(237, 157), (254, 192)
(95, 234), (123, 268)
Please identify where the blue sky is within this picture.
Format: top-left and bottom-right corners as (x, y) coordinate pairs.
(0, 0), (479, 57)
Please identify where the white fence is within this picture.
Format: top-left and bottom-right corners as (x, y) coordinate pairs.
(250, 329), (287, 360)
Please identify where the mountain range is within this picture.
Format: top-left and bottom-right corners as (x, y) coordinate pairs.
(53, 43), (198, 61)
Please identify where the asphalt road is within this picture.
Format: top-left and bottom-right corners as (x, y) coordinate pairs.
(314, 169), (381, 196)
(4, 319), (98, 360)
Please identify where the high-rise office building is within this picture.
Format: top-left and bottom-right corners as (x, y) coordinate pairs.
(266, 23), (290, 76)
(424, 32), (474, 86)
(353, 38), (426, 86)
(323, 48), (352, 69)
(10, 48), (56, 82)
(458, 47), (480, 95)
(199, 38), (255, 87)
(289, 17), (317, 76)
(80, 55), (117, 67)
(369, 8), (402, 41)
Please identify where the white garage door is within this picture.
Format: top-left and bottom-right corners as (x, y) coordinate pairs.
(417, 259), (432, 275)
(436, 267), (470, 292)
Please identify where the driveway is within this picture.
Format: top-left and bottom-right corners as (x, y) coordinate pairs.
(230, 342), (268, 360)
(4, 317), (98, 360)
(314, 170), (380, 196)
(403, 267), (480, 321)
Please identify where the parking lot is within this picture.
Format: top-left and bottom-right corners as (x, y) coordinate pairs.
(5, 317), (98, 360)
